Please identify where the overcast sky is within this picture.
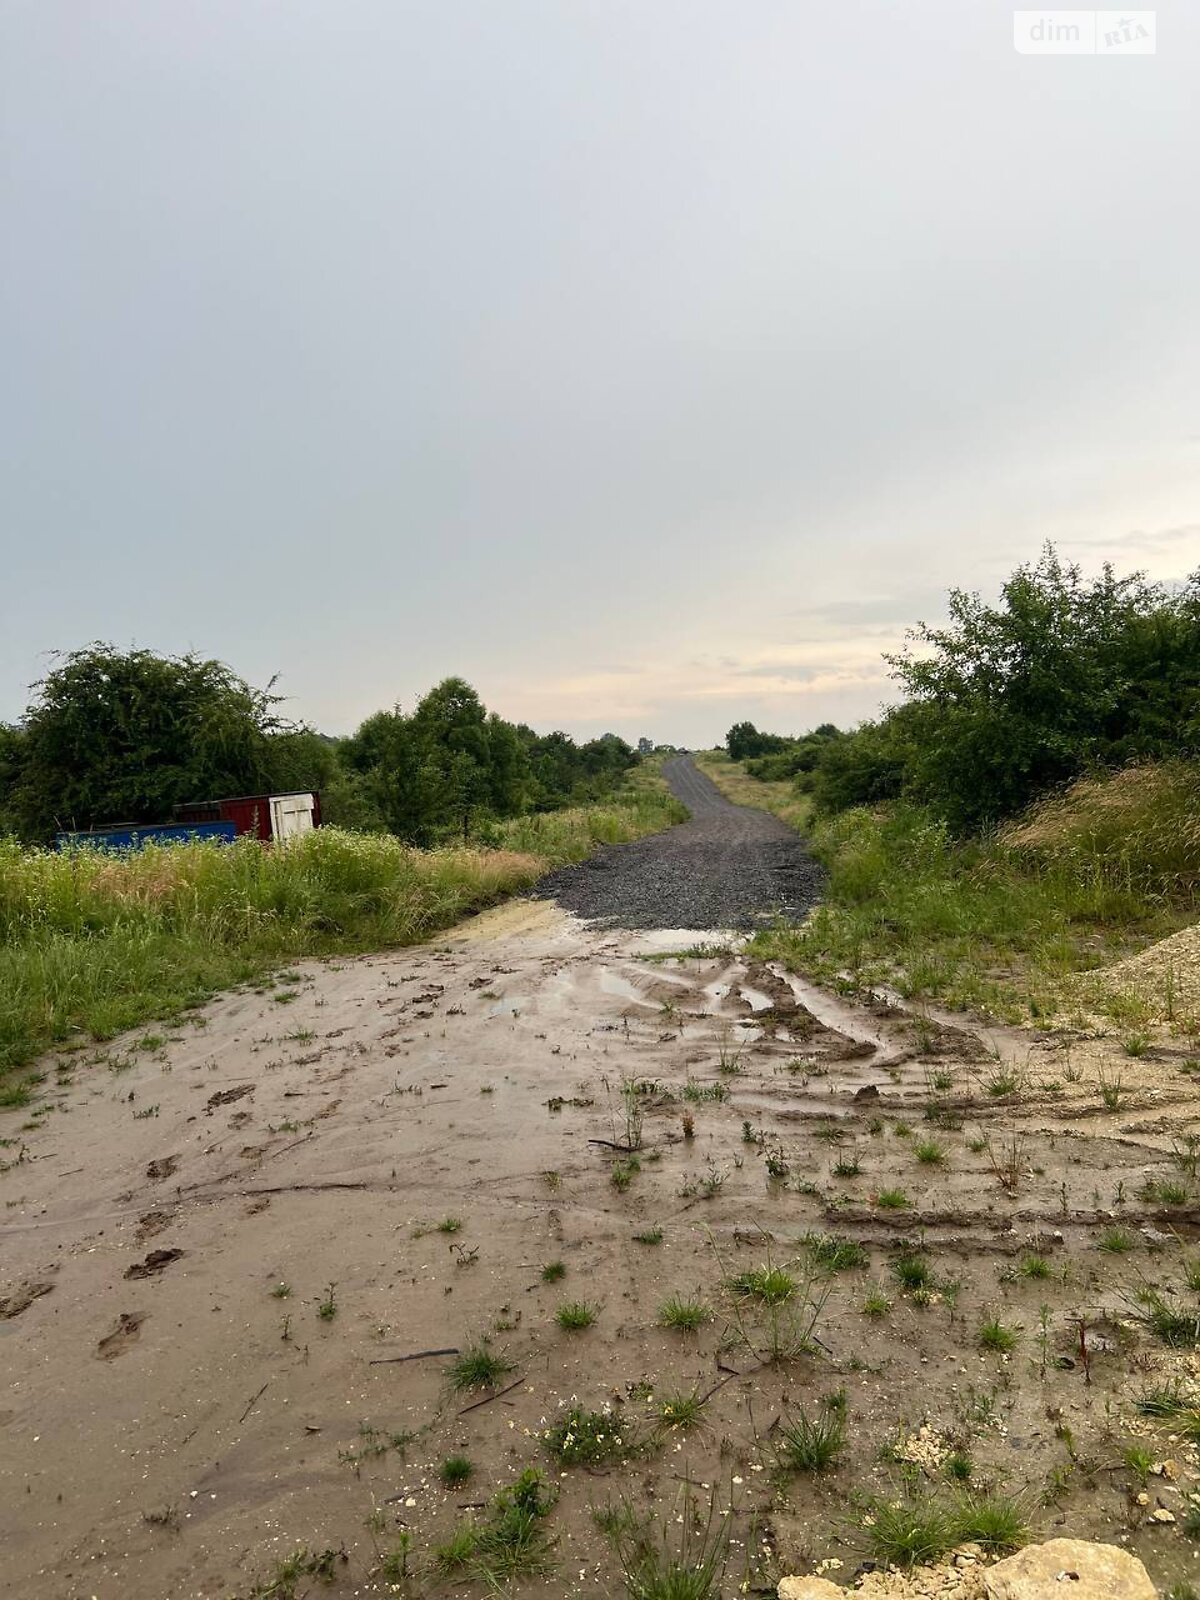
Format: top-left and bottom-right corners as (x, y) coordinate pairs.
(3, 2), (1198, 747)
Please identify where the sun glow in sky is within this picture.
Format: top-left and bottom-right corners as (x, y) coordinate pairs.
(3, 3), (1198, 746)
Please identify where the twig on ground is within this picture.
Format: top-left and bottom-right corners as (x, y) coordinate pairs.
(456, 1375), (525, 1415)
(369, 1347), (459, 1366)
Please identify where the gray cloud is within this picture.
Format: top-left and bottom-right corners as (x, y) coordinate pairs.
(2, 3), (1198, 749)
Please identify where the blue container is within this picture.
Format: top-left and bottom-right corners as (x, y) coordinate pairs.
(55, 821), (238, 853)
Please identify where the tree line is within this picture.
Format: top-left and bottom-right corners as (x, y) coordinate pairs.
(0, 646), (642, 845)
(728, 547), (1200, 833)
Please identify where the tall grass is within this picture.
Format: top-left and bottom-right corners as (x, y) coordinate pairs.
(0, 778), (685, 1081)
(704, 756), (1200, 1023)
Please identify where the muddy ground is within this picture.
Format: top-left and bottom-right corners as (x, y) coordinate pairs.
(7, 791), (1200, 1598)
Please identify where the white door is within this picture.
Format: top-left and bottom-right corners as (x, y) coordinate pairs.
(270, 793), (315, 841)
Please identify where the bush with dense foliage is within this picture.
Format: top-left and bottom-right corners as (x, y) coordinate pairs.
(0, 650), (639, 846)
(728, 547), (1200, 834)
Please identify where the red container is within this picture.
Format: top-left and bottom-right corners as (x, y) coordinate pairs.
(174, 793), (321, 841)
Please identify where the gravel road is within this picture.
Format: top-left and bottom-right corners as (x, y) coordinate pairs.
(534, 755), (824, 929)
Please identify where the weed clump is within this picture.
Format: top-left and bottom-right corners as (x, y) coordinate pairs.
(610, 1486), (730, 1600)
(730, 1264), (797, 1305)
(978, 1316), (1021, 1354)
(656, 1388), (707, 1431)
(862, 1284), (894, 1318)
(247, 1546), (345, 1598)
(658, 1295), (712, 1332)
(556, 1300), (598, 1331)
(545, 1405), (630, 1466)
(435, 1468), (555, 1580)
(449, 1341), (513, 1391)
(863, 1488), (1026, 1568)
(776, 1392), (846, 1473)
(1134, 1289), (1200, 1347)
(440, 1455), (474, 1487)
(804, 1234), (869, 1273)
(892, 1253), (934, 1293)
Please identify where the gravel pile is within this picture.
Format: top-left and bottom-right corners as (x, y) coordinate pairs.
(534, 756), (824, 930)
(1075, 919), (1200, 1023)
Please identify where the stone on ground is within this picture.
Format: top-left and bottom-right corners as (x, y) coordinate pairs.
(777, 1538), (1156, 1600)
(983, 1539), (1156, 1600)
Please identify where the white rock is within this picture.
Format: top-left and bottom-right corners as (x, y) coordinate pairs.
(984, 1539), (1156, 1600)
(778, 1579), (844, 1600)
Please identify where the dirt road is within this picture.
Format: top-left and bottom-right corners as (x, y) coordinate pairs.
(536, 756), (824, 928)
(4, 783), (1200, 1599)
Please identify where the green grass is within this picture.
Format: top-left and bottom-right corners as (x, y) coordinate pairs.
(655, 1388), (707, 1431)
(710, 760), (1200, 1025)
(449, 1341), (513, 1390)
(1134, 1290), (1200, 1347)
(775, 1395), (846, 1473)
(875, 1188), (911, 1210)
(1098, 1225), (1136, 1254)
(541, 1261), (566, 1283)
(1137, 1379), (1194, 1417)
(555, 1300), (598, 1331)
(863, 1494), (957, 1568)
(434, 1524), (480, 1572)
(862, 1284), (894, 1318)
(435, 1469), (555, 1581)
(611, 1488), (730, 1600)
(439, 1455), (474, 1487)
(863, 1489), (1026, 1569)
(544, 1405), (629, 1466)
(633, 1227), (664, 1245)
(956, 1490), (1028, 1553)
(611, 1156), (640, 1191)
(892, 1253), (934, 1292)
(978, 1316), (1021, 1353)
(247, 1545), (343, 1598)
(730, 1264), (797, 1305)
(804, 1234), (869, 1273)
(657, 1295), (713, 1331)
(0, 780), (685, 1085)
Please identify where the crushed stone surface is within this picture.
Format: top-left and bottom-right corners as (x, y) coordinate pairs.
(534, 755), (825, 928)
(1076, 920), (1200, 1023)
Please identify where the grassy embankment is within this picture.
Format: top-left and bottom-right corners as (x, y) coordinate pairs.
(0, 768), (685, 1091)
(698, 750), (1200, 1033)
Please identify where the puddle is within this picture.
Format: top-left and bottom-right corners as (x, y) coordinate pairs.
(769, 965), (896, 1057)
(598, 968), (652, 1006)
(487, 996), (528, 1017)
(740, 985), (774, 1013)
(630, 928), (745, 956)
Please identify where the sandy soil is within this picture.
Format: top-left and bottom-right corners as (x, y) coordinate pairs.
(6, 896), (1200, 1599)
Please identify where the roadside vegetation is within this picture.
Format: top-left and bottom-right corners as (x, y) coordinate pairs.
(0, 644), (667, 845)
(704, 546), (1200, 1025)
(0, 766), (682, 1081)
(0, 643), (685, 1081)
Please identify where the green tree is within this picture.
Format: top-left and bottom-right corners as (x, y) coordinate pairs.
(0, 724), (25, 835)
(12, 645), (288, 841)
(886, 547), (1200, 829)
(726, 721), (790, 760)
